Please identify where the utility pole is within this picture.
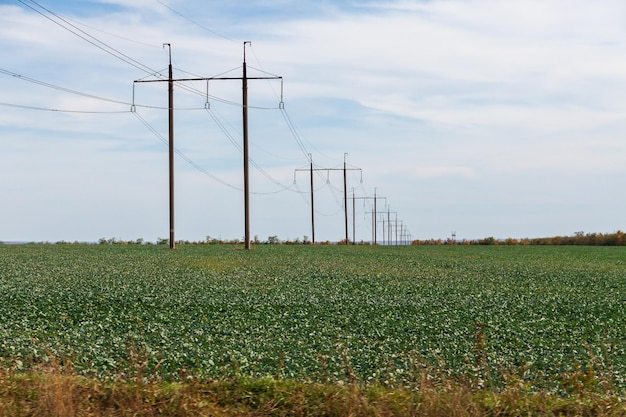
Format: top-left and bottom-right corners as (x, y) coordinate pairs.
(383, 209), (398, 245)
(351, 188), (355, 244)
(294, 156), (361, 244)
(136, 43), (175, 249)
(343, 153), (348, 244)
(395, 213), (399, 245)
(166, 43), (175, 250)
(309, 154), (314, 243)
(374, 188), (378, 244)
(378, 215), (386, 245)
(242, 42), (251, 249)
(372, 188), (387, 244)
(133, 42), (282, 250)
(387, 206), (391, 245)
(294, 154), (316, 243)
(354, 194), (385, 245)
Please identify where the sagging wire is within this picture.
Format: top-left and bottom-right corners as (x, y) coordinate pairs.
(132, 110), (241, 190)
(154, 0), (240, 44)
(0, 101), (130, 114)
(279, 107), (310, 160)
(18, 0), (160, 76)
(1, 68), (128, 105)
(204, 108), (300, 195)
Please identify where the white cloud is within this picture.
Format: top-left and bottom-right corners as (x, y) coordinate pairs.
(0, 0), (624, 242)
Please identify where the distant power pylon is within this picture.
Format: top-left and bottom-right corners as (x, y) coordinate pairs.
(294, 154), (361, 244)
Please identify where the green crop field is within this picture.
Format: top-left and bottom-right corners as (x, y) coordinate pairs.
(0, 243), (624, 392)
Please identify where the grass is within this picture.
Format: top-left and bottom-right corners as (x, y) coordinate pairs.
(0, 243), (625, 415)
(2, 364), (626, 416)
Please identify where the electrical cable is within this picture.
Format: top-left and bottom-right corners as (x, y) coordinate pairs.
(17, 0), (163, 78)
(133, 109), (297, 195)
(293, 171), (336, 193)
(292, 180), (316, 207)
(15, 0), (380, 228)
(279, 108), (310, 160)
(154, 0), (240, 44)
(204, 108), (300, 194)
(0, 68), (130, 106)
(60, 15), (162, 49)
(280, 107), (337, 162)
(132, 110), (242, 190)
(0, 101), (130, 114)
(0, 67), (215, 112)
(314, 205), (344, 217)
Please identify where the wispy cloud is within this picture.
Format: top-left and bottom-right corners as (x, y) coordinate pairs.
(0, 0), (624, 242)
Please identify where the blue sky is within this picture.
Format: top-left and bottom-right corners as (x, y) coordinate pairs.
(1, 0), (625, 243)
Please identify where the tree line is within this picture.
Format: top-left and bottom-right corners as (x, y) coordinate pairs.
(410, 231), (625, 246)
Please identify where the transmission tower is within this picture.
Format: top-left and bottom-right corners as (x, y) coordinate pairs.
(133, 42), (283, 250)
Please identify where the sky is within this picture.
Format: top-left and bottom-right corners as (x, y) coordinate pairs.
(0, 0), (625, 244)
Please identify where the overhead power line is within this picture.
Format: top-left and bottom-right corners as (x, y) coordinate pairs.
(0, 67), (240, 112)
(154, 0), (240, 44)
(133, 110), (296, 195)
(133, 111), (241, 190)
(0, 101), (129, 114)
(61, 15), (163, 49)
(17, 0), (162, 77)
(0, 68), (130, 106)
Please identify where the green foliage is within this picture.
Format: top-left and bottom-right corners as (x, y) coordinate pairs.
(0, 244), (625, 393)
(411, 231), (626, 246)
(266, 235), (281, 244)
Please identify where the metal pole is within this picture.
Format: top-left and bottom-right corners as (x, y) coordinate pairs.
(165, 43), (175, 250)
(309, 154), (315, 244)
(395, 214), (398, 246)
(352, 188), (355, 244)
(381, 215), (386, 245)
(373, 188), (377, 244)
(387, 206), (391, 245)
(343, 153), (348, 245)
(242, 41), (251, 250)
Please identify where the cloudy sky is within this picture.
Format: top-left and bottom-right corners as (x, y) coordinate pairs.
(1, 0), (624, 243)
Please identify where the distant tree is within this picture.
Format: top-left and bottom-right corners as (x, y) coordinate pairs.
(267, 236), (280, 245)
(479, 237), (496, 245)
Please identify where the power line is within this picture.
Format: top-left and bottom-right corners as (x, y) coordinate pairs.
(17, 0), (162, 77)
(132, 110), (241, 190)
(134, 110), (296, 195)
(1, 62), (297, 193)
(0, 68), (130, 106)
(280, 107), (337, 163)
(204, 108), (298, 193)
(280, 108), (312, 159)
(10, 2), (412, 244)
(0, 101), (129, 114)
(13, 0), (282, 113)
(61, 15), (163, 50)
(154, 0), (240, 44)
(0, 67), (212, 112)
